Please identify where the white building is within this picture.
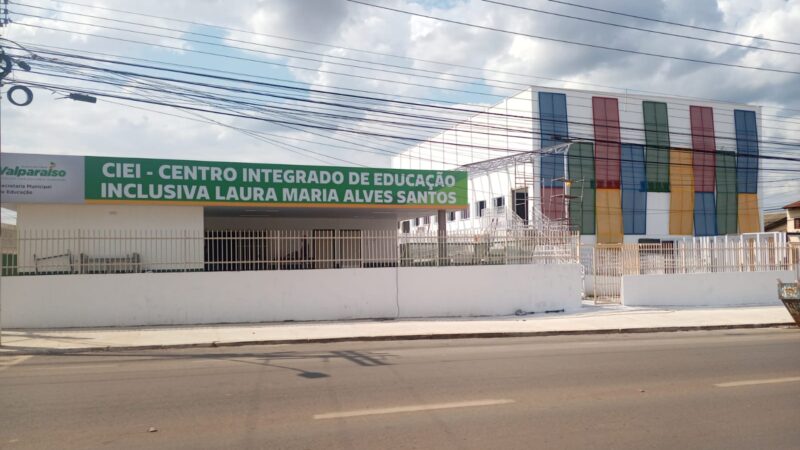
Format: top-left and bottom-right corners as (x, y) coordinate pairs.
(392, 86), (764, 244)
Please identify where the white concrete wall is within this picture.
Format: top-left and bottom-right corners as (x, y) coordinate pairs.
(0, 264), (584, 328)
(621, 270), (794, 307)
(15, 204), (204, 272)
(1, 269), (398, 328)
(399, 264), (583, 317)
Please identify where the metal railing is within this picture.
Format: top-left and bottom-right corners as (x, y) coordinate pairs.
(0, 228), (581, 276)
(586, 241), (800, 302)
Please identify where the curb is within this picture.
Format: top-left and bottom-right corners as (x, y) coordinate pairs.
(2, 322), (795, 355)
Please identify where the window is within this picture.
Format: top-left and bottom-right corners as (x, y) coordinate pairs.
(431, 214), (437, 224)
(423, 216), (430, 225)
(493, 196), (505, 209)
(447, 211), (456, 221)
(461, 206), (470, 220)
(477, 200), (486, 217)
(401, 221), (410, 234)
(795, 218), (800, 229)
(414, 217), (421, 227)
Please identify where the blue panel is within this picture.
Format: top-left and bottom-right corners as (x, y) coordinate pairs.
(694, 192), (717, 236)
(621, 144), (646, 192)
(539, 92), (568, 187)
(539, 92), (569, 147)
(541, 154), (564, 187)
(734, 110), (758, 193)
(622, 190), (647, 234)
(621, 144), (646, 234)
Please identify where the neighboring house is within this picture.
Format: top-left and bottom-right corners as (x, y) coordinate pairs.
(785, 201), (800, 243)
(764, 212), (786, 233)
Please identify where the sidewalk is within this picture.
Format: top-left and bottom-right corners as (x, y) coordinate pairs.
(1, 303), (796, 353)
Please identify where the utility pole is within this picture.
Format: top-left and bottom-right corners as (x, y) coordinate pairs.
(1, 1), (10, 345)
(1, 0), (9, 29)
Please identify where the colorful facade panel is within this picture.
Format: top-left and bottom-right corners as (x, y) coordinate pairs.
(716, 151), (738, 235)
(737, 193), (760, 233)
(716, 192), (738, 235)
(567, 142), (596, 235)
(694, 192), (717, 236)
(643, 101), (670, 192)
(690, 106), (716, 192)
(596, 188), (623, 243)
(621, 144), (646, 234)
(539, 92), (568, 187)
(734, 110), (759, 194)
(669, 148), (694, 235)
(592, 97), (621, 189)
(541, 186), (566, 220)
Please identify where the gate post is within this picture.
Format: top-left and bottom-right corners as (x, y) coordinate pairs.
(437, 209), (447, 266)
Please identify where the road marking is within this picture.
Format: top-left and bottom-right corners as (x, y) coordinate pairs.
(314, 399), (514, 420)
(715, 376), (800, 388)
(0, 355), (33, 372)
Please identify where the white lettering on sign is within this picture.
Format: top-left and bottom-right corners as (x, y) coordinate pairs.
(102, 162), (140, 178)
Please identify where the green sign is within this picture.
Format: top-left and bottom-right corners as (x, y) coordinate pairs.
(84, 156), (468, 208)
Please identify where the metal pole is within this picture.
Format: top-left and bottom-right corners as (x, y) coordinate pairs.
(437, 209), (447, 266)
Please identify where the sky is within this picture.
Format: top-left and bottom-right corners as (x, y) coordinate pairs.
(1, 0), (799, 223)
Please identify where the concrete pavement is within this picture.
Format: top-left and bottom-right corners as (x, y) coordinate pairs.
(1, 303), (795, 353)
(1, 329), (799, 449)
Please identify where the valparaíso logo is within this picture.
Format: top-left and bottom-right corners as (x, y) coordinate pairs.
(0, 162), (67, 177)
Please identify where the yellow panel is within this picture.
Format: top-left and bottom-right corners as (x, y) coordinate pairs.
(669, 148), (694, 189)
(669, 148), (694, 235)
(738, 193), (760, 233)
(596, 188), (623, 243)
(669, 188), (694, 235)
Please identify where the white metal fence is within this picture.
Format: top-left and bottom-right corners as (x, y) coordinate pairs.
(0, 228), (581, 275)
(587, 240), (800, 302)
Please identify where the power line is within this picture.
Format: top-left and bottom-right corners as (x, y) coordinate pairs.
(14, 77), (800, 176)
(111, 97), (800, 199)
(547, 0), (800, 47)
(11, 39), (800, 137)
(11, 51), (800, 167)
(8, 82), (797, 200)
(20, 0), (800, 117)
(7, 22), (800, 131)
(4, 74), (796, 200)
(15, 48), (799, 151)
(483, 0), (800, 56)
(346, 0), (800, 75)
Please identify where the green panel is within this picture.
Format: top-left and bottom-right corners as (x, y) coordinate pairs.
(716, 151), (737, 194)
(717, 192), (738, 235)
(567, 142), (596, 234)
(643, 101), (670, 192)
(716, 152), (738, 234)
(84, 156), (468, 207)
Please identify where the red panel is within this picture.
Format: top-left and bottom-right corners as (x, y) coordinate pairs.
(690, 106), (716, 192)
(592, 97), (621, 189)
(541, 187), (566, 220)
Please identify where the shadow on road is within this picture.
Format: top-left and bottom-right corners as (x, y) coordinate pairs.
(14, 348), (396, 379)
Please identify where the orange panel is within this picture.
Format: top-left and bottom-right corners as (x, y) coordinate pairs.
(738, 193), (760, 233)
(596, 188), (623, 243)
(669, 149), (694, 235)
(669, 188), (695, 235)
(670, 148), (694, 188)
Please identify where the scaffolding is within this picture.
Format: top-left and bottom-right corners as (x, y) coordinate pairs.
(460, 142), (579, 233)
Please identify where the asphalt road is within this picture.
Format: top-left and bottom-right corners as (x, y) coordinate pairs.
(1, 329), (799, 450)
